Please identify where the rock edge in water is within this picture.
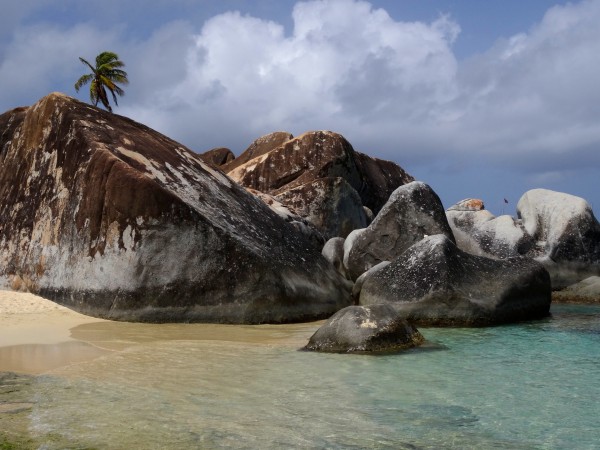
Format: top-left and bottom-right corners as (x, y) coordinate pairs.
(304, 305), (424, 353)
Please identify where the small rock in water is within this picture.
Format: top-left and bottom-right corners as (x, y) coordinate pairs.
(304, 305), (424, 353)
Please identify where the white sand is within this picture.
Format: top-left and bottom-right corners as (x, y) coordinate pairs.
(0, 289), (104, 347)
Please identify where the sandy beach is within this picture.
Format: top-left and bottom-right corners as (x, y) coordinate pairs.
(0, 289), (322, 375)
(0, 290), (105, 346)
(0, 290), (108, 373)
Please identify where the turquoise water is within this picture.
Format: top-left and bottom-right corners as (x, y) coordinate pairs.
(2, 304), (599, 449)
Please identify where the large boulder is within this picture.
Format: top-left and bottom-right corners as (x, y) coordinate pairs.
(446, 199), (533, 259)
(344, 181), (455, 280)
(226, 130), (413, 238)
(517, 189), (600, 287)
(359, 235), (552, 326)
(447, 190), (600, 288)
(304, 305), (424, 353)
(0, 93), (351, 323)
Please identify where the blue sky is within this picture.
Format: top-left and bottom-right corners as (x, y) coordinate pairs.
(1, 0), (599, 215)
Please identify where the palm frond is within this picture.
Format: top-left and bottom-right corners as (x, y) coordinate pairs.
(78, 57), (96, 73)
(77, 51), (128, 112)
(90, 80), (99, 106)
(96, 51), (119, 66)
(74, 73), (94, 92)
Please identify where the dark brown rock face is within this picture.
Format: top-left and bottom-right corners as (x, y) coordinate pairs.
(275, 177), (368, 239)
(0, 93), (351, 323)
(198, 147), (235, 167)
(227, 130), (413, 238)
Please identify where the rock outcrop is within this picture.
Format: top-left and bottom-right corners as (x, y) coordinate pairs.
(304, 305), (424, 353)
(344, 181), (455, 280)
(275, 177), (368, 239)
(517, 189), (600, 287)
(0, 93), (351, 323)
(222, 131), (293, 173)
(321, 237), (348, 279)
(552, 276), (600, 304)
(447, 190), (600, 288)
(359, 235), (552, 326)
(447, 199), (533, 259)
(226, 130), (413, 238)
(198, 147), (235, 167)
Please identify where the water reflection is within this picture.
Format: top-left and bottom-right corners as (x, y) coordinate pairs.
(0, 341), (109, 374)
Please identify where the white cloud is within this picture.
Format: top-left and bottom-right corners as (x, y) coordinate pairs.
(120, 0), (461, 154)
(448, 0), (600, 166)
(0, 0), (599, 208)
(123, 0), (600, 173)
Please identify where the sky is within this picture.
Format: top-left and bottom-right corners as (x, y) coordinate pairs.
(1, 0), (599, 215)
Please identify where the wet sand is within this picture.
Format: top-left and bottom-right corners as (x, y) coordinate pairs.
(0, 289), (322, 375)
(0, 290), (108, 373)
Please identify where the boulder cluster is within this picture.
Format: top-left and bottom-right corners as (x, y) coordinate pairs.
(1, 93), (598, 353)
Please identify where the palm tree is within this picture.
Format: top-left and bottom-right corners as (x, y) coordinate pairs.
(74, 51), (129, 113)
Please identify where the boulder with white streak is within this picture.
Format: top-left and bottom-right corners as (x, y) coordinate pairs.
(343, 181), (455, 280)
(0, 93), (351, 323)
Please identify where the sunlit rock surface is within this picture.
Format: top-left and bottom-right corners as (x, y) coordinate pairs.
(447, 199), (533, 259)
(198, 147), (235, 167)
(447, 190), (600, 288)
(518, 189), (600, 287)
(0, 93), (351, 323)
(226, 130), (413, 238)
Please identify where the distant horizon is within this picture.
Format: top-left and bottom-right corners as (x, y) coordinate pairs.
(1, 0), (599, 215)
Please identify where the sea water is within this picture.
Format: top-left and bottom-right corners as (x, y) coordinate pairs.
(1, 304), (599, 449)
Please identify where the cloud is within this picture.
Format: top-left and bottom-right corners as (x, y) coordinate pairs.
(120, 0), (600, 176)
(0, 0), (598, 208)
(448, 0), (600, 168)
(121, 0), (461, 154)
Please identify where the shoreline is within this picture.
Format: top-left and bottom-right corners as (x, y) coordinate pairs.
(0, 290), (323, 375)
(0, 290), (109, 374)
(0, 290), (106, 347)
(1, 289), (596, 375)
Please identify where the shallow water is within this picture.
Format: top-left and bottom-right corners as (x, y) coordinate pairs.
(1, 304), (599, 449)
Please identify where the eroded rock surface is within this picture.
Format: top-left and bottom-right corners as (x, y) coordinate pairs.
(517, 189), (600, 287)
(226, 130), (413, 238)
(448, 190), (600, 288)
(344, 181), (455, 280)
(304, 305), (424, 353)
(360, 235), (551, 326)
(447, 199), (533, 259)
(0, 93), (351, 323)
(275, 177), (368, 239)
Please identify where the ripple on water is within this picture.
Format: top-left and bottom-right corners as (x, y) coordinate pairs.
(2, 304), (600, 449)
